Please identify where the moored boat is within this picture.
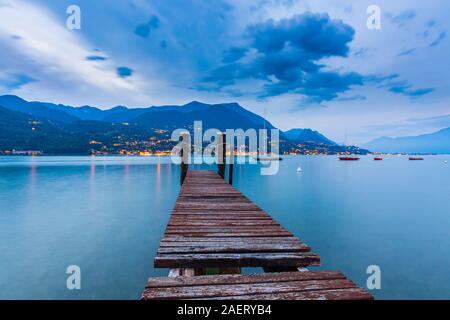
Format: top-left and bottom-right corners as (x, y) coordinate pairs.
(373, 157), (383, 161)
(339, 157), (360, 161)
(255, 156), (283, 161)
(409, 157), (424, 161)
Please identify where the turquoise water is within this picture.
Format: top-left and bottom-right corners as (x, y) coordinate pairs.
(0, 155), (449, 300)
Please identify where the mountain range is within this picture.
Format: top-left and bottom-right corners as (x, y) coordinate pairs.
(285, 129), (337, 145)
(0, 95), (366, 155)
(0, 95), (277, 130)
(363, 128), (450, 154)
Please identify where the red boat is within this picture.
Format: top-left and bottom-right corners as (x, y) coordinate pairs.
(373, 157), (383, 161)
(409, 157), (424, 161)
(339, 157), (360, 161)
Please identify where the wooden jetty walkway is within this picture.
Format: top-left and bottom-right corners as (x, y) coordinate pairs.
(142, 159), (372, 300)
(154, 170), (320, 270)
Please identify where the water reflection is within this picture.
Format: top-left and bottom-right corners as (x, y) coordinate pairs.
(89, 160), (96, 201)
(156, 162), (161, 196)
(0, 155), (449, 299)
(28, 161), (37, 199)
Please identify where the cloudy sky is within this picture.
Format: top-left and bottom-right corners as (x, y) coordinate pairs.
(0, 0), (448, 144)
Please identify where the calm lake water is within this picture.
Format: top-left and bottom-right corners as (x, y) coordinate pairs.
(0, 155), (449, 300)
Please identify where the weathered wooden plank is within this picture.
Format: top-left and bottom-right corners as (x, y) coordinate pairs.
(167, 221), (280, 227)
(164, 232), (292, 237)
(198, 288), (373, 300)
(169, 217), (275, 221)
(159, 240), (306, 246)
(163, 232), (293, 237)
(179, 195), (245, 198)
(182, 188), (234, 191)
(161, 236), (301, 242)
(157, 243), (310, 254)
(166, 225), (288, 230)
(159, 241), (307, 249)
(169, 215), (273, 220)
(179, 195), (242, 199)
(142, 279), (354, 300)
(174, 204), (261, 211)
(165, 226), (287, 232)
(145, 271), (345, 288)
(171, 211), (270, 216)
(175, 198), (260, 205)
(182, 186), (239, 189)
(154, 252), (320, 268)
(171, 211), (268, 215)
(177, 197), (249, 202)
(181, 185), (239, 189)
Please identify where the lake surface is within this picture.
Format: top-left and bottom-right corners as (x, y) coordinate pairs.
(0, 155), (449, 300)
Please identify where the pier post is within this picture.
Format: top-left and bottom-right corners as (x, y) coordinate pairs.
(180, 132), (189, 186)
(228, 150), (234, 185)
(217, 133), (226, 179)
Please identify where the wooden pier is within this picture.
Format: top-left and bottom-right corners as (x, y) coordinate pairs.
(155, 170), (320, 270)
(142, 168), (372, 300)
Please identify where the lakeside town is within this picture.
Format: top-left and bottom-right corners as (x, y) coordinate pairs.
(0, 139), (370, 157)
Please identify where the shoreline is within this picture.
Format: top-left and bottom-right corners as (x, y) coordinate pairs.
(1, 153), (450, 157)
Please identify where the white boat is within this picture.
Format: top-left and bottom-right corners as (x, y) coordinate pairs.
(297, 166), (303, 172)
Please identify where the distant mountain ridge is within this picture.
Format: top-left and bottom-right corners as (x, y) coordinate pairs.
(0, 95), (80, 123)
(284, 128), (337, 145)
(0, 96), (276, 131)
(363, 128), (450, 154)
(0, 95), (363, 155)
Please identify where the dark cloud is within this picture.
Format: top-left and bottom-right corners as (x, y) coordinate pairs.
(198, 12), (434, 104)
(262, 70), (364, 102)
(117, 67), (133, 78)
(397, 48), (416, 57)
(417, 19), (446, 47)
(0, 73), (36, 90)
(247, 13), (354, 57)
(86, 55), (107, 61)
(388, 83), (434, 97)
(335, 94), (367, 102)
(134, 15), (160, 38)
(429, 31), (446, 47)
(200, 13), (360, 103)
(353, 48), (368, 57)
(362, 74), (434, 99)
(385, 10), (416, 27)
(426, 20), (436, 28)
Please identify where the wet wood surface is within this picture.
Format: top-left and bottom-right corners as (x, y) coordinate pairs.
(142, 271), (373, 300)
(154, 170), (320, 269)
